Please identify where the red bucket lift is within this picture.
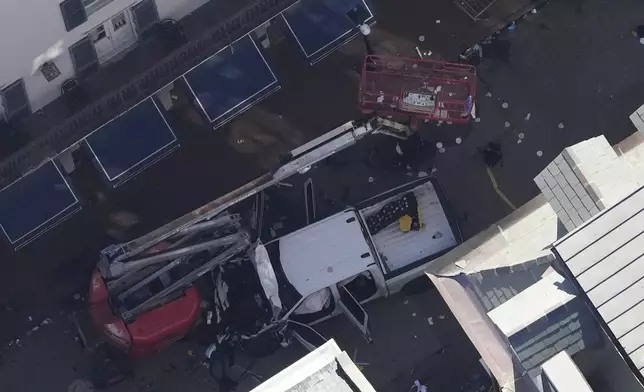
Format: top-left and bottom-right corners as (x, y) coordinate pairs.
(359, 55), (477, 126)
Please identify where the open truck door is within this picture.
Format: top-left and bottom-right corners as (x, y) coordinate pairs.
(337, 285), (373, 343)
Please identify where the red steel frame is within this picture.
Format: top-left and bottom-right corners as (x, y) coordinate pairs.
(359, 55), (477, 124)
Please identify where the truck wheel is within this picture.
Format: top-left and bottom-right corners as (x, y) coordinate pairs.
(401, 277), (435, 296)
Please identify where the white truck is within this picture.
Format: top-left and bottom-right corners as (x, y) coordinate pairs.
(258, 176), (462, 343)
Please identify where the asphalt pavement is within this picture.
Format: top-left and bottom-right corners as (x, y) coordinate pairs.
(2, 0), (644, 390)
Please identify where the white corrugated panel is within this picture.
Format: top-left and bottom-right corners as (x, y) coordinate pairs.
(360, 181), (456, 272)
(553, 186), (644, 377)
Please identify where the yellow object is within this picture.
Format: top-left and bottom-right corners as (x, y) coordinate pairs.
(399, 215), (412, 232)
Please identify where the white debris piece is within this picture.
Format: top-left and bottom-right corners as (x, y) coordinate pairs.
(558, 122), (565, 129)
(417, 171), (428, 177)
(368, 176), (375, 183)
(439, 315), (446, 320)
(485, 92), (492, 97)
(518, 132), (525, 139)
(395, 143), (403, 155)
(404, 299), (409, 305)
(415, 46), (423, 59)
(412, 313), (417, 317)
(504, 121), (511, 128)
(418, 35), (425, 42)
(436, 20), (441, 23)
(502, 102), (509, 109)
(436, 142), (444, 148)
(427, 317), (434, 326)
(525, 113), (531, 121)
(470, 103), (477, 118)
(517, 139), (523, 144)
(537, 150), (543, 157)
(455, 137), (462, 144)
(439, 147), (446, 153)
(474, 117), (481, 123)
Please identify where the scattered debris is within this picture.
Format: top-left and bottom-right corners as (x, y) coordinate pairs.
(418, 35), (425, 42)
(439, 147), (446, 153)
(532, 8), (537, 13)
(395, 143), (403, 156)
(188, 349), (194, 356)
(507, 22), (516, 31)
(504, 121), (511, 128)
(436, 20), (441, 23)
(14, 339), (22, 347)
(471, 103), (477, 119)
(439, 315), (446, 320)
(73, 293), (81, 300)
(368, 176), (375, 183)
(27, 316), (32, 322)
(436, 142), (444, 149)
(236, 139), (245, 144)
(414, 335), (418, 339)
(517, 139), (523, 144)
(525, 113), (531, 121)
(404, 299), (409, 305)
(536, 150), (544, 157)
(558, 122), (565, 129)
(518, 132), (525, 139)
(417, 171), (428, 178)
(412, 313), (417, 317)
(485, 92), (492, 98)
(455, 137), (462, 144)
(501, 102), (509, 109)
(277, 182), (293, 188)
(431, 167), (438, 175)
(406, 172), (413, 176)
(41, 318), (52, 325)
(474, 117), (481, 123)
(427, 317), (434, 326)
(415, 46), (423, 58)
(412, 380), (428, 392)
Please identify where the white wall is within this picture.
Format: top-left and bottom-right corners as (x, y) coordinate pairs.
(0, 0), (208, 112)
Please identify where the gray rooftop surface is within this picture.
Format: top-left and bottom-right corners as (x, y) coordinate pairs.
(553, 185), (644, 380)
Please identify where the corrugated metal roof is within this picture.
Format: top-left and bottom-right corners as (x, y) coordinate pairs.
(553, 185), (644, 378)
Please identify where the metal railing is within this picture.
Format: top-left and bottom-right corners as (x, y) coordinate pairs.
(0, 0), (297, 187)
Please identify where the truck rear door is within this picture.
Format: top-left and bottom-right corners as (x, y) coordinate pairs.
(337, 285), (373, 343)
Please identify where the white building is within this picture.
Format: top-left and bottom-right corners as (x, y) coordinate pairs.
(0, 0), (210, 117)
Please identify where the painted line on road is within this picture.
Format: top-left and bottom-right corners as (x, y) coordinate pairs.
(486, 167), (517, 210)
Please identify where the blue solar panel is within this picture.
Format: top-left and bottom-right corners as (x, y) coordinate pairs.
(184, 36), (279, 128)
(0, 161), (80, 246)
(283, 0), (374, 64)
(85, 98), (178, 186)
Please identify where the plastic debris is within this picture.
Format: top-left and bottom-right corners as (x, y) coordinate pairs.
(474, 117), (481, 123)
(412, 313), (417, 317)
(413, 380), (428, 392)
(446, 121), (453, 125)
(501, 102), (509, 109)
(417, 171), (428, 178)
(485, 92), (492, 97)
(558, 122), (565, 129)
(395, 143), (403, 156)
(415, 46), (423, 59)
(439, 315), (446, 320)
(436, 20), (440, 23)
(73, 293), (81, 300)
(15, 339), (22, 347)
(427, 317), (434, 325)
(418, 35), (425, 42)
(406, 172), (413, 176)
(439, 147), (446, 153)
(41, 318), (52, 325)
(525, 113), (531, 121)
(404, 299), (409, 305)
(537, 150), (544, 157)
(431, 167), (439, 175)
(532, 8), (537, 13)
(518, 132), (525, 139)
(517, 139), (523, 144)
(188, 349), (194, 356)
(455, 137), (463, 144)
(368, 176), (375, 183)
(27, 316), (32, 322)
(436, 142), (444, 148)
(504, 121), (511, 128)
(508, 22), (516, 30)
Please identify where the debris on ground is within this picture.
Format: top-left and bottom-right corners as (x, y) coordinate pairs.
(501, 102), (509, 109)
(417, 171), (428, 177)
(504, 121), (511, 128)
(368, 176), (375, 183)
(455, 137), (462, 144)
(518, 133), (525, 139)
(536, 150), (544, 157)
(418, 35), (425, 42)
(439, 315), (445, 320)
(412, 313), (417, 317)
(427, 317), (434, 326)
(474, 117), (481, 123)
(485, 92), (492, 97)
(525, 113), (531, 121)
(558, 122), (565, 129)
